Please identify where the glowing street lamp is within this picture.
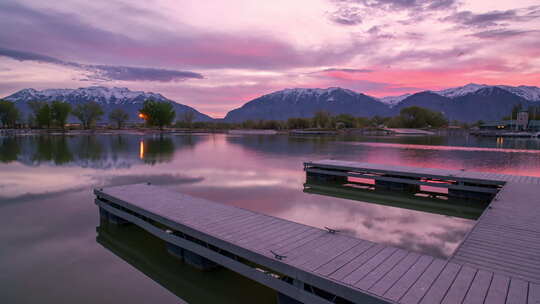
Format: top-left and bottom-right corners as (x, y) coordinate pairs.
(138, 113), (147, 120)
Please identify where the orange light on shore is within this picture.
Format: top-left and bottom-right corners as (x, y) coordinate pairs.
(138, 113), (147, 120)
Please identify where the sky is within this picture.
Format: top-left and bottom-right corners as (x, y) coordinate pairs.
(0, 0), (539, 117)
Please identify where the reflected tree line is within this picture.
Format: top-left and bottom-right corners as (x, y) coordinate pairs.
(0, 135), (199, 167)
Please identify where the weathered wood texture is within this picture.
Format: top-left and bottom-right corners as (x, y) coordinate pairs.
(95, 180), (537, 304)
(451, 182), (540, 283)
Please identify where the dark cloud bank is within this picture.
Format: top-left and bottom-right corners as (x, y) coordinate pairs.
(0, 47), (203, 82)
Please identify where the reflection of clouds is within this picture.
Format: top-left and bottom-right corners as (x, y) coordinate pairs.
(427, 227), (469, 243)
(0, 162), (96, 199)
(265, 192), (474, 259)
(183, 168), (298, 189)
(97, 173), (204, 187)
(0, 185), (88, 206)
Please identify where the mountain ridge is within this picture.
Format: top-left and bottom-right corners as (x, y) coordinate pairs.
(224, 84), (540, 123)
(3, 83), (540, 124)
(3, 86), (213, 123)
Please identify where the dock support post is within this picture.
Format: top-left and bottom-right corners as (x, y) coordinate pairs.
(306, 171), (347, 184)
(448, 189), (494, 201)
(277, 293), (303, 304)
(99, 207), (131, 225)
(166, 242), (184, 260)
(182, 248), (219, 271)
(375, 175), (420, 192)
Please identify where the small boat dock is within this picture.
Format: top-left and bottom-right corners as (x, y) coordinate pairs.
(94, 161), (540, 303)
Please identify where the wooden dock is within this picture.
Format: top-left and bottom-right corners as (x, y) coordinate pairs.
(95, 174), (540, 304)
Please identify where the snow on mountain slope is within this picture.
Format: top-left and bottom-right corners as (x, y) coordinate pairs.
(3, 86), (214, 121)
(496, 85), (540, 102)
(5, 86), (167, 104)
(432, 83), (488, 98)
(267, 87), (357, 102)
(378, 93), (412, 107)
(425, 83), (540, 101)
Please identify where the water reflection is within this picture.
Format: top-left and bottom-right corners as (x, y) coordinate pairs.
(2, 133), (540, 303)
(0, 136), (21, 163)
(0, 134), (200, 169)
(303, 182), (485, 220)
(140, 136), (175, 165)
(97, 222), (276, 304)
(31, 136), (73, 164)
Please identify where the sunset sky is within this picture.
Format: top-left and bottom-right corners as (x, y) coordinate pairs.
(1, 0), (539, 117)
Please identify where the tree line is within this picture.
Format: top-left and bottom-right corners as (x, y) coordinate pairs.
(0, 99), (177, 129)
(175, 106), (449, 130)
(1, 98), (449, 130)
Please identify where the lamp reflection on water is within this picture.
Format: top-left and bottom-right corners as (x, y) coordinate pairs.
(496, 136), (504, 148)
(139, 140), (145, 159)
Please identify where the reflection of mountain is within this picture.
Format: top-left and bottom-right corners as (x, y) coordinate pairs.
(303, 182), (485, 220)
(2, 134), (206, 169)
(96, 222), (275, 304)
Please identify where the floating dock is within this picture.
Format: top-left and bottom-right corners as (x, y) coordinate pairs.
(95, 161), (540, 304)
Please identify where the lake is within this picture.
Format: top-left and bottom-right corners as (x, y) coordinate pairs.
(2, 132), (540, 303)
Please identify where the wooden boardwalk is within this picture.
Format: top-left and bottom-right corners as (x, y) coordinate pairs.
(95, 181), (540, 304)
(451, 182), (540, 283)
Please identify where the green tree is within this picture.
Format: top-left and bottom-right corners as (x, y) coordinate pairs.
(139, 100), (175, 129)
(355, 117), (370, 128)
(73, 102), (104, 129)
(398, 106), (448, 128)
(0, 100), (20, 128)
(179, 110), (195, 128)
(50, 101), (72, 129)
(370, 115), (390, 127)
(109, 108), (129, 129)
(36, 103), (52, 128)
(287, 117), (311, 129)
(313, 111), (331, 128)
(26, 101), (53, 129)
(334, 114), (356, 128)
(27, 101), (44, 128)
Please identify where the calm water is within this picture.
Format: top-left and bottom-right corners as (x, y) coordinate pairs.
(1, 133), (540, 303)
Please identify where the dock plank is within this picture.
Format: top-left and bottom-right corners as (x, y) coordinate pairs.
(506, 279), (528, 304)
(484, 274), (509, 304)
(315, 241), (374, 277)
(384, 255), (434, 302)
(369, 252), (421, 296)
(355, 249), (408, 290)
(329, 244), (386, 281)
(440, 266), (477, 304)
(419, 262), (461, 304)
(530, 283), (540, 304)
(399, 259), (446, 304)
(462, 270), (492, 304)
(341, 247), (398, 285)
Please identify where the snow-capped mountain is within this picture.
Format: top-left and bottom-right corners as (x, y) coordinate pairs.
(225, 84), (540, 123)
(3, 86), (213, 122)
(267, 87), (357, 101)
(430, 83), (540, 101)
(224, 87), (389, 122)
(432, 83), (488, 98)
(378, 93), (412, 107)
(496, 85), (540, 101)
(5, 86), (168, 104)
